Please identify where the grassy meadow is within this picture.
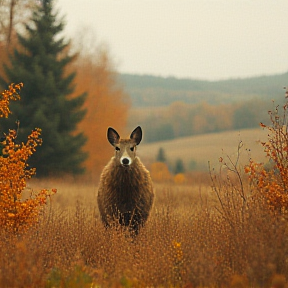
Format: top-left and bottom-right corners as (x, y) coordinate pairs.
(140, 127), (269, 170)
(1, 124), (288, 288)
(1, 178), (288, 288)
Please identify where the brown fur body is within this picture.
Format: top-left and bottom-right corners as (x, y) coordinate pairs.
(97, 127), (154, 235)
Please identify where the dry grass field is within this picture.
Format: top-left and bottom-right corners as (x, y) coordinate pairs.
(1, 173), (288, 288)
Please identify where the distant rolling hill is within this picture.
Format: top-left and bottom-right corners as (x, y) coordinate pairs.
(139, 128), (269, 171)
(119, 72), (288, 107)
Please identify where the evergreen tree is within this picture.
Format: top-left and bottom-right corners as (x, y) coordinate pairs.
(0, 0), (87, 176)
(174, 158), (185, 174)
(156, 147), (166, 162)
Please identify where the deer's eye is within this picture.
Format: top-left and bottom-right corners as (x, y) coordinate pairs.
(115, 147), (120, 151)
(130, 146), (134, 152)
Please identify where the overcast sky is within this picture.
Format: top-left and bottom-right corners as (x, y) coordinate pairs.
(55, 0), (288, 81)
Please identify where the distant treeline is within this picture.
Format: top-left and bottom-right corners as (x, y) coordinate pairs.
(120, 73), (288, 107)
(128, 99), (277, 143)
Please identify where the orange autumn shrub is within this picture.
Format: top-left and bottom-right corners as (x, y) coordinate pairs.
(246, 160), (288, 215)
(0, 82), (22, 118)
(246, 91), (288, 215)
(0, 83), (56, 232)
(174, 173), (186, 185)
(150, 162), (172, 183)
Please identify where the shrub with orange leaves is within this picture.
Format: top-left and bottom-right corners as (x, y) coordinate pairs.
(245, 92), (288, 214)
(246, 160), (288, 214)
(0, 83), (56, 232)
(0, 82), (22, 118)
(174, 173), (186, 185)
(150, 162), (172, 183)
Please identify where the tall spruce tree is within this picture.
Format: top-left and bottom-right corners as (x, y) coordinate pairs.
(0, 0), (87, 176)
(156, 147), (166, 163)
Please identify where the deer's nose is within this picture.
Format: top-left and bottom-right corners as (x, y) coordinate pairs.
(122, 158), (130, 165)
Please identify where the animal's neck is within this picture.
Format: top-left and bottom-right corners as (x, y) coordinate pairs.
(111, 157), (141, 195)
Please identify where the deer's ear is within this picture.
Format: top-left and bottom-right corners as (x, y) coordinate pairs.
(130, 126), (142, 145)
(107, 127), (120, 146)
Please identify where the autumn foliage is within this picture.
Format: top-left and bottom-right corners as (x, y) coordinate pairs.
(150, 162), (188, 184)
(0, 82), (21, 117)
(246, 95), (288, 215)
(150, 162), (172, 182)
(70, 51), (130, 177)
(0, 83), (56, 232)
(129, 99), (269, 143)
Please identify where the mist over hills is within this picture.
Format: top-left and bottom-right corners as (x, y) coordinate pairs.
(119, 72), (288, 107)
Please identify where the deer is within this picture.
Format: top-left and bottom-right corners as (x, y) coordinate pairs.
(97, 126), (154, 235)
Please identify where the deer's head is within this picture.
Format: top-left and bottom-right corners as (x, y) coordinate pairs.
(107, 126), (142, 167)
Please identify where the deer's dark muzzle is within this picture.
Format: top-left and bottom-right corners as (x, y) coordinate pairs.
(121, 157), (130, 166)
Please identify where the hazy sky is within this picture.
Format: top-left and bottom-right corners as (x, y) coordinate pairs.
(55, 0), (288, 80)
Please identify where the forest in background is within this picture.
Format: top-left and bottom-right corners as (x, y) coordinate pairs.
(120, 72), (287, 107)
(123, 73), (288, 142)
(128, 99), (271, 142)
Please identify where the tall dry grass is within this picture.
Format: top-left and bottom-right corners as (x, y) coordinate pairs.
(0, 176), (287, 288)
